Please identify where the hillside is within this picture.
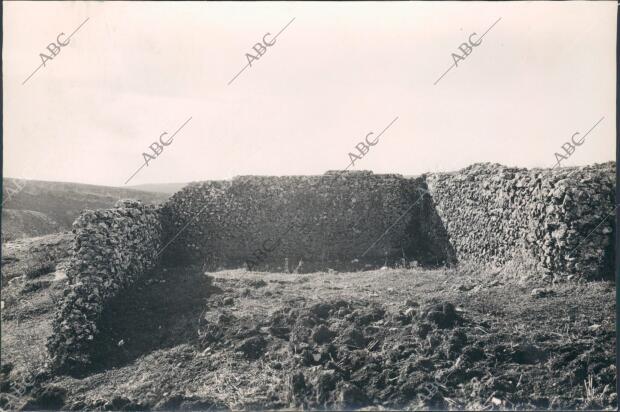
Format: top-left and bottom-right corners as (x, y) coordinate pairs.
(127, 183), (189, 194)
(1, 179), (170, 240)
(0, 210), (62, 242)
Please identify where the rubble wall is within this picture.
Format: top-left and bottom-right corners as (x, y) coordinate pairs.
(426, 162), (615, 279)
(160, 171), (455, 271)
(47, 200), (163, 373)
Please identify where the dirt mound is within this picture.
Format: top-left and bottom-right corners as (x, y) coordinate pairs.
(196, 294), (473, 409)
(190, 269), (615, 410)
(274, 299), (466, 409)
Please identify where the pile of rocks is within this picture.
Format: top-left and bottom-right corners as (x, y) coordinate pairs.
(47, 200), (163, 374)
(426, 162), (615, 279)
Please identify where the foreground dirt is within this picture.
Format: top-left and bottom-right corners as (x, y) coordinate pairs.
(1, 259), (616, 410)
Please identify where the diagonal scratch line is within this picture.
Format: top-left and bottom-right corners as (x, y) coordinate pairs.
(124, 163), (147, 185)
(567, 204), (618, 257)
(155, 203), (210, 259)
(478, 17), (502, 41)
(308, 116), (399, 244)
(169, 116), (193, 140)
(310, 116), (398, 192)
(228, 63), (251, 86)
(228, 17), (296, 86)
(273, 161), (355, 244)
(66, 17), (90, 41)
(581, 116), (606, 139)
(551, 116), (605, 174)
(22, 17), (90, 86)
(273, 17), (296, 40)
(22, 64), (45, 85)
(360, 191), (428, 257)
(315, 116), (398, 190)
(434, 17), (501, 86)
(166, 116), (397, 262)
(375, 117), (399, 141)
(156, 120), (273, 259)
(541, 117), (609, 260)
(434, 63), (456, 86)
(124, 117), (192, 185)
(533, 116), (610, 264)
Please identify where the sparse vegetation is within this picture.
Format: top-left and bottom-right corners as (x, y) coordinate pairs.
(24, 252), (57, 279)
(0, 254), (615, 410)
(1, 233), (72, 282)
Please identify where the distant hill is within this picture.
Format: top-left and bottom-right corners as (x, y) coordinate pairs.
(126, 182), (189, 194)
(1, 209), (62, 242)
(1, 178), (170, 241)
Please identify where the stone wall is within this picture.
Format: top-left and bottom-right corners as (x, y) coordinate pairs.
(47, 200), (163, 373)
(426, 162), (615, 279)
(160, 171), (455, 272)
(43, 164), (615, 375)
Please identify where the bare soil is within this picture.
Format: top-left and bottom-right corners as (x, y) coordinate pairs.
(0, 249), (616, 410)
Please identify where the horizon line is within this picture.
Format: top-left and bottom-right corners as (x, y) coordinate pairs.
(2, 160), (615, 189)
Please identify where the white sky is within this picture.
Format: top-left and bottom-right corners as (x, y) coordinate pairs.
(3, 1), (617, 187)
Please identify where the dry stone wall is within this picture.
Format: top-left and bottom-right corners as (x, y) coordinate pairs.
(426, 162), (615, 279)
(47, 200), (163, 374)
(44, 164), (614, 376)
(160, 172), (455, 271)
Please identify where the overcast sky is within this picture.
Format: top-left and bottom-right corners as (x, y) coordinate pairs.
(3, 1), (616, 187)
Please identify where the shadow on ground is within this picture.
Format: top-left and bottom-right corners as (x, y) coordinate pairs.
(87, 265), (221, 374)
